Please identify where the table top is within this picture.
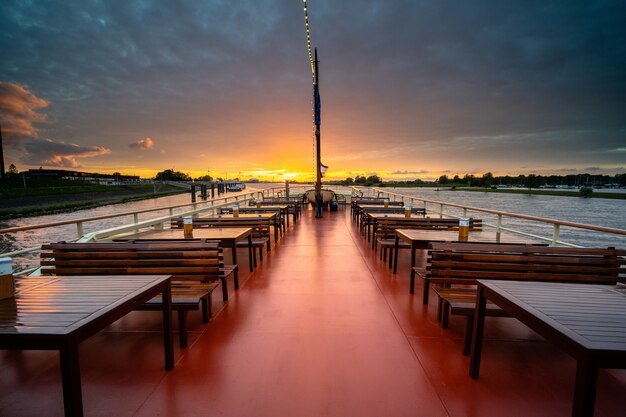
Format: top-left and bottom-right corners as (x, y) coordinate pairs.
(358, 203), (405, 209)
(202, 213), (276, 220)
(478, 280), (626, 352)
(0, 275), (170, 336)
(144, 227), (251, 240)
(396, 228), (532, 244)
(368, 213), (426, 219)
(253, 205), (288, 209)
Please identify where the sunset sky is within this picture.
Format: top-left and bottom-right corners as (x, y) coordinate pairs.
(1, 0), (625, 181)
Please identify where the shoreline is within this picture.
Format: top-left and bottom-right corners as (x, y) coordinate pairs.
(375, 184), (626, 199)
(0, 189), (187, 221)
(454, 187), (626, 199)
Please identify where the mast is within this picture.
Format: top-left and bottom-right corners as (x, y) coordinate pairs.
(0, 124), (5, 179)
(314, 48), (323, 218)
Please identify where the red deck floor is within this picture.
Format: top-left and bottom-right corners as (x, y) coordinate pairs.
(1, 207), (625, 416)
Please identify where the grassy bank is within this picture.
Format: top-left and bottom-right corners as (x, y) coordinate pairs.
(455, 187), (626, 199)
(0, 180), (187, 220)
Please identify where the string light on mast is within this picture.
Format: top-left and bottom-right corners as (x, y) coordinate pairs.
(303, 0), (315, 78)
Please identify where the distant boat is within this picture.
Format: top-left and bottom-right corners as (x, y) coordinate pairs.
(227, 182), (245, 192)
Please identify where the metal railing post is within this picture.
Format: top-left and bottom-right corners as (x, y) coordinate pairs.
(133, 213), (139, 224)
(552, 224), (560, 246)
(76, 222), (84, 238)
(496, 214), (502, 234)
(439, 204), (443, 218)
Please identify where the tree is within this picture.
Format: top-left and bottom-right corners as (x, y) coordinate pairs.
(6, 164), (18, 177)
(481, 172), (494, 188)
(524, 174), (541, 189)
(438, 175), (449, 184)
(195, 174), (213, 182)
(354, 175), (366, 184)
(155, 169), (191, 181)
(579, 186), (593, 198)
(343, 177), (354, 185)
(365, 175), (382, 185)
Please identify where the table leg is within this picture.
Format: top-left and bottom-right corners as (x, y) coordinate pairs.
(231, 244), (240, 289)
(372, 218), (377, 250)
(409, 244), (416, 294)
(59, 341), (83, 417)
(469, 285), (487, 379)
(162, 281), (174, 370)
(393, 235), (399, 273)
(248, 235), (254, 271)
(572, 356), (598, 417)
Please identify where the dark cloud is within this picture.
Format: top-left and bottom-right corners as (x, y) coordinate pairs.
(0, 1), (624, 174)
(20, 138), (110, 168)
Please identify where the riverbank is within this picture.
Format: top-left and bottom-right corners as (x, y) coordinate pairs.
(455, 187), (626, 199)
(0, 183), (187, 220)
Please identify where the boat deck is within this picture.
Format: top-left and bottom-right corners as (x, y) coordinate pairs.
(2, 207), (625, 416)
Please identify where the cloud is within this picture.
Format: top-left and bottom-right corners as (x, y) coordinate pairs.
(0, 82), (48, 140)
(129, 137), (154, 150)
(20, 138), (111, 168)
(390, 170), (430, 175)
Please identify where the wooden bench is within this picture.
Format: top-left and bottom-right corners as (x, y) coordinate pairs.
(377, 217), (482, 261)
(39, 240), (236, 348)
(220, 206), (286, 236)
(256, 199), (301, 222)
(171, 217), (272, 261)
(419, 242), (626, 354)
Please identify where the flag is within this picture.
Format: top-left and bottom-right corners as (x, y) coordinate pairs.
(320, 162), (328, 177)
(314, 81), (321, 125)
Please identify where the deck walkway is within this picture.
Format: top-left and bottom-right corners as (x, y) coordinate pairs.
(1, 207), (625, 416)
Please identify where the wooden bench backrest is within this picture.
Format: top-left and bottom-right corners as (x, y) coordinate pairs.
(377, 218), (483, 240)
(171, 217), (271, 239)
(363, 207), (427, 215)
(40, 240), (224, 282)
(426, 242), (625, 285)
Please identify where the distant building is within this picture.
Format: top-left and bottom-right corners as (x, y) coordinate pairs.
(26, 169), (140, 183)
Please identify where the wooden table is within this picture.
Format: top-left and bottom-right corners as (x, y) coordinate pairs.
(240, 206), (288, 233)
(260, 201), (300, 224)
(392, 229), (533, 289)
(353, 203), (404, 225)
(120, 227), (255, 273)
(204, 213), (279, 244)
(0, 275), (173, 417)
(469, 280), (626, 417)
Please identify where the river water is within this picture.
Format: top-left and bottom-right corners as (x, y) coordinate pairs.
(383, 187), (626, 248)
(1, 184), (625, 272)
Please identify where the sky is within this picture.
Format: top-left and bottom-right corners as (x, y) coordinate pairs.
(1, 0), (625, 181)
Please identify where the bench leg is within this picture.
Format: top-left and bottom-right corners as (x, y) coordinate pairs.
(436, 297), (442, 322)
(441, 301), (450, 328)
(463, 315), (473, 356)
(201, 296), (211, 322)
(220, 277), (229, 301)
(422, 280), (430, 304)
(178, 311), (188, 348)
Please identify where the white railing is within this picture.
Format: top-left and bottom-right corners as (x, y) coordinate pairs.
(1, 186), (293, 274)
(351, 186), (626, 247)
